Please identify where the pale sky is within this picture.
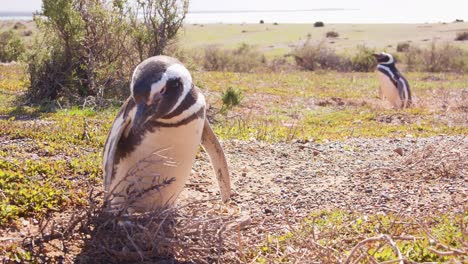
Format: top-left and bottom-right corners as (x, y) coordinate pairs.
(0, 0), (466, 23)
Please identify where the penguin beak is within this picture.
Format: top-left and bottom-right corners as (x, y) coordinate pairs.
(132, 94), (165, 132)
(132, 102), (148, 132)
(372, 53), (383, 60)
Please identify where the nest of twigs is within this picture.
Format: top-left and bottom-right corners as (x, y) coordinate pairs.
(23, 187), (248, 264)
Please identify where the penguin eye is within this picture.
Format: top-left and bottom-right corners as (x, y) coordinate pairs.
(167, 78), (181, 90)
(160, 87), (167, 95)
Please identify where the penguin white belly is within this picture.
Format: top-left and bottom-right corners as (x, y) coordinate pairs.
(377, 72), (402, 108)
(110, 118), (205, 211)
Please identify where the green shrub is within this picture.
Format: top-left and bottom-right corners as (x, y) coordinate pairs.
(26, 0), (188, 105)
(129, 0), (189, 60)
(396, 42), (410, 52)
(455, 31), (468, 41)
(0, 30), (25, 62)
(314, 21), (324, 27)
(221, 87), (242, 113)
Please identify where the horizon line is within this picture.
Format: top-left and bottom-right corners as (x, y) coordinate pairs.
(189, 8), (358, 14)
(0, 8), (358, 15)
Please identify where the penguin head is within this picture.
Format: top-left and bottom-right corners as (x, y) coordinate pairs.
(372, 52), (394, 64)
(130, 55), (193, 131)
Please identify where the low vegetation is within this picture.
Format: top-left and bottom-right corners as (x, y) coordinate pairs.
(405, 42), (467, 72)
(455, 31), (468, 41)
(396, 41), (410, 52)
(202, 43), (265, 72)
(325, 30), (339, 38)
(220, 86), (243, 114)
(314, 21), (325, 27)
(245, 211), (466, 263)
(292, 41), (377, 72)
(292, 41), (345, 71)
(26, 0), (188, 105)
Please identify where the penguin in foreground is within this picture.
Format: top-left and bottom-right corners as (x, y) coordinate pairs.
(102, 56), (231, 212)
(373, 52), (412, 108)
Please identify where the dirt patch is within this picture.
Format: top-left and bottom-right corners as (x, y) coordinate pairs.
(315, 97), (367, 107)
(187, 136), (466, 218)
(375, 113), (414, 124)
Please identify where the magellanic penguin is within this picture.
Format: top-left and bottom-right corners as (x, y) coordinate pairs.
(373, 52), (412, 108)
(102, 56), (231, 213)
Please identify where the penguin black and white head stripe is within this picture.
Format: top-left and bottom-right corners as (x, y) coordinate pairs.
(372, 52), (412, 108)
(102, 56), (231, 212)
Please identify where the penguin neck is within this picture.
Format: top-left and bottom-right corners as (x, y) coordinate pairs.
(155, 86), (206, 126)
(378, 62), (396, 69)
(377, 63), (399, 75)
(377, 63), (401, 82)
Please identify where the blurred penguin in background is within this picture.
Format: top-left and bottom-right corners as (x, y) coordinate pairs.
(373, 52), (412, 108)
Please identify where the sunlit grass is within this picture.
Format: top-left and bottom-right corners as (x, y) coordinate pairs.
(180, 23), (468, 56)
(243, 210), (467, 263)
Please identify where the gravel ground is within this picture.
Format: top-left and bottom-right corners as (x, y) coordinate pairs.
(182, 135), (467, 238)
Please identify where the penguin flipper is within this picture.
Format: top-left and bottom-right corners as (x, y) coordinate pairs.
(102, 97), (133, 191)
(200, 119), (231, 202)
(397, 78), (411, 108)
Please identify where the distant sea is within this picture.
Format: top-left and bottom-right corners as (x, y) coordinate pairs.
(0, 11), (33, 20)
(0, 9), (466, 24)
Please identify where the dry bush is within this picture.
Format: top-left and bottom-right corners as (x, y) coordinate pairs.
(202, 45), (231, 71)
(404, 42), (467, 72)
(267, 56), (295, 72)
(314, 21), (324, 27)
(325, 31), (339, 38)
(396, 42), (410, 52)
(13, 22), (26, 30)
(22, 30), (33, 37)
(293, 42), (377, 72)
(422, 42), (467, 72)
(455, 31), (468, 41)
(292, 40), (346, 71)
(404, 46), (422, 71)
(202, 43), (265, 72)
